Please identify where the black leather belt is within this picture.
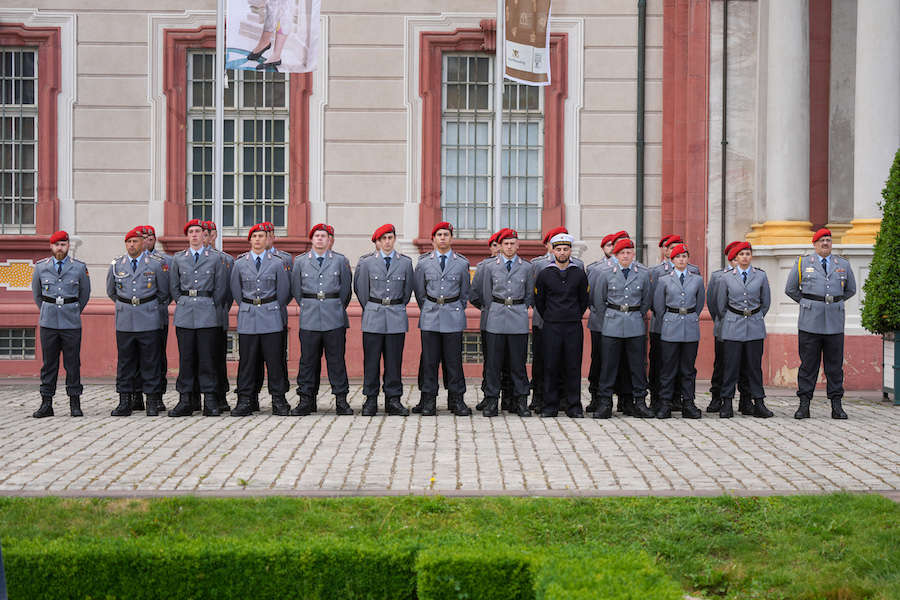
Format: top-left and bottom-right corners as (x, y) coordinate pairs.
(493, 296), (524, 306)
(607, 302), (640, 312)
(727, 305), (761, 317)
(117, 295), (157, 306)
(802, 293), (844, 304)
(426, 294), (460, 305)
(369, 296), (403, 306)
(666, 306), (697, 315)
(242, 295), (277, 306)
(180, 289), (213, 298)
(41, 295), (78, 305)
(302, 292), (340, 300)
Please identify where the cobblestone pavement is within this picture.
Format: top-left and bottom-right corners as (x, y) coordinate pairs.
(1, 383), (897, 496)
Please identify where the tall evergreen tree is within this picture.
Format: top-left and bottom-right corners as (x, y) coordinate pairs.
(861, 148), (900, 335)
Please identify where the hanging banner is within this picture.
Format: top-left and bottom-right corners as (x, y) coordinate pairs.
(226, 0), (320, 73)
(504, 0), (552, 86)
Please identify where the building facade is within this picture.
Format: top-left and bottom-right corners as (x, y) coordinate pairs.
(0, 0), (896, 388)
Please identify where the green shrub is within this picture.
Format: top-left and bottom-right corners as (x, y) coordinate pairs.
(862, 147), (900, 334)
(416, 547), (535, 600)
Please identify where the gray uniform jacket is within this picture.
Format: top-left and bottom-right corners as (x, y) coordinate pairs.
(291, 249), (352, 332)
(706, 267), (733, 339)
(169, 248), (228, 329)
(469, 256), (493, 330)
(217, 250), (235, 330)
(585, 259), (614, 333)
(31, 256), (91, 329)
(716, 267), (771, 341)
(106, 254), (170, 332)
(149, 249), (172, 329)
(784, 253), (856, 335)
(652, 270), (705, 343)
(482, 255), (534, 335)
(230, 251), (291, 335)
(414, 250), (471, 333)
(354, 251), (415, 334)
(649, 261), (700, 333)
(531, 253), (584, 328)
(593, 263), (651, 339)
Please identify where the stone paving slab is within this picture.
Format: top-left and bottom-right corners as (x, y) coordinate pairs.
(0, 383), (897, 496)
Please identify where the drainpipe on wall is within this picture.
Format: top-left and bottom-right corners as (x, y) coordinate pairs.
(720, 0), (729, 269)
(636, 0), (647, 262)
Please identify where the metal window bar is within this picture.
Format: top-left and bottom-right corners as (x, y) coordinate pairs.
(441, 53), (542, 239)
(0, 327), (36, 360)
(187, 51), (289, 237)
(0, 49), (38, 234)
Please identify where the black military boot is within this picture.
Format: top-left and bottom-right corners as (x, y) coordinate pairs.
(411, 392), (426, 414)
(335, 395), (354, 416)
(719, 397), (734, 418)
(631, 397), (655, 418)
(565, 402), (584, 419)
(592, 397), (613, 419)
(217, 394), (231, 413)
(830, 397), (848, 420)
(33, 395), (54, 418)
(501, 393), (516, 413)
(449, 393), (471, 417)
(386, 397), (409, 416)
(249, 394), (261, 412)
(655, 399), (672, 419)
(616, 397), (625, 413)
(738, 395), (754, 416)
(475, 397), (485, 411)
(681, 398), (702, 419)
(585, 393), (599, 414)
(649, 395), (660, 416)
(515, 395), (532, 417)
(145, 393), (161, 417)
(794, 396), (811, 419)
(620, 395), (635, 417)
(230, 396), (253, 417)
(445, 394), (454, 412)
(752, 397), (773, 418)
(69, 396), (83, 418)
(111, 393), (133, 417)
(420, 394), (437, 416)
(527, 393), (542, 413)
(202, 393), (221, 416)
(706, 396), (723, 413)
(481, 396), (499, 417)
(271, 395), (291, 416)
(156, 396), (167, 412)
(290, 395), (316, 416)
(671, 395), (683, 412)
(190, 391), (201, 412)
(131, 392), (145, 411)
(168, 393), (194, 417)
(361, 395), (378, 417)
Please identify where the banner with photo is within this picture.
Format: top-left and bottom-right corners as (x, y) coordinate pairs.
(504, 0), (552, 86)
(226, 0), (320, 73)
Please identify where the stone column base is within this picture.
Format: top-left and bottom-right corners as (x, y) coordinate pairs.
(745, 220), (814, 244)
(840, 218), (882, 245)
(824, 222), (853, 243)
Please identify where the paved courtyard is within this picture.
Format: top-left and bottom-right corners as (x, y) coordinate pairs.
(0, 383), (897, 496)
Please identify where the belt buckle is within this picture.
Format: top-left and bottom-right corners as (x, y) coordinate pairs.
(505, 297), (513, 306)
(317, 291), (326, 301)
(825, 294), (834, 304)
(678, 307), (688, 315)
(382, 297), (391, 306)
(131, 296), (140, 306)
(253, 297), (262, 306)
(742, 308), (752, 317)
(620, 304), (629, 312)
(436, 295), (445, 305)
(55, 296), (65, 306)
(189, 289), (198, 297)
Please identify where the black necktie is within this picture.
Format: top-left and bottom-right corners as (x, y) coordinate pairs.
(680, 272), (685, 286)
(506, 260), (511, 272)
(131, 258), (137, 272)
(194, 252), (199, 264)
(821, 257), (827, 274)
(440, 255), (446, 271)
(622, 267), (630, 280)
(255, 256), (261, 271)
(384, 256), (391, 271)
(317, 256), (324, 268)
(56, 261), (62, 275)
(742, 271), (747, 284)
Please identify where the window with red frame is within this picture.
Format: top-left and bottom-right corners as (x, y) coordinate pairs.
(0, 48), (38, 234)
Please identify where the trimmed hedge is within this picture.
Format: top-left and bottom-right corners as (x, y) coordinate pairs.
(416, 547), (535, 600)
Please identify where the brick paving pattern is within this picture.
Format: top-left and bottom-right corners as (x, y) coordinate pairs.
(1, 384), (897, 495)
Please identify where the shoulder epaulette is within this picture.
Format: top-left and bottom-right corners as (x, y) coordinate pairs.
(359, 251), (375, 260)
(754, 266), (765, 272)
(419, 252), (431, 259)
(237, 252), (249, 259)
(454, 251), (468, 261)
(72, 257), (86, 265)
(37, 257), (52, 264)
(147, 253), (163, 262)
(112, 255), (125, 265)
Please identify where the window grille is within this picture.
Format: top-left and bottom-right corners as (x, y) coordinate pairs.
(0, 49), (38, 234)
(441, 54), (543, 239)
(0, 327), (36, 359)
(187, 51), (288, 236)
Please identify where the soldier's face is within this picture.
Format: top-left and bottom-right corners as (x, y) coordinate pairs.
(664, 245), (673, 260)
(202, 229), (211, 245)
(489, 241), (500, 257)
(616, 247), (635, 267)
(208, 230), (217, 244)
(50, 241), (69, 260)
(500, 238), (518, 258)
(311, 230), (329, 251)
(736, 249), (752, 268)
(187, 226), (204, 248)
(379, 232), (396, 254)
(125, 237), (143, 258)
(552, 244), (571, 264)
(602, 242), (614, 257)
(433, 229), (452, 252)
(672, 252), (689, 269)
(266, 232), (275, 249)
(327, 235), (334, 249)
(142, 235), (153, 251)
(814, 236), (832, 257)
(250, 231), (267, 252)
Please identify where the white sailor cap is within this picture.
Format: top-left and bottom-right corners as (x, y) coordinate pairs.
(550, 233), (574, 247)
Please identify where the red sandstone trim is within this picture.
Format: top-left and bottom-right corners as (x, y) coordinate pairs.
(161, 27), (311, 256)
(417, 21), (567, 263)
(809, 0), (830, 229)
(0, 23), (61, 259)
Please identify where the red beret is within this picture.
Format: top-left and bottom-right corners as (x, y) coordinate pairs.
(663, 234), (683, 247)
(542, 226), (568, 245)
(724, 241), (741, 256)
(247, 223), (266, 241)
(372, 223), (396, 242)
(49, 230), (69, 244)
(200, 221), (215, 231)
(727, 241), (752, 262)
(184, 219), (203, 235)
(125, 227), (144, 241)
(612, 230), (630, 243)
(497, 228), (519, 243)
(812, 228), (832, 243)
(669, 243), (688, 257)
(144, 225), (156, 235)
(658, 234), (674, 248)
(601, 233), (617, 247)
(612, 238), (635, 255)
(260, 222), (275, 233)
(431, 221), (453, 238)
(309, 223), (333, 238)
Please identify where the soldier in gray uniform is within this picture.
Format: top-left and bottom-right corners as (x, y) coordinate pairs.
(413, 221), (472, 416)
(107, 227), (170, 416)
(651, 243), (704, 418)
(716, 241), (773, 418)
(354, 224), (415, 416)
(480, 228), (534, 417)
(785, 228), (857, 419)
(256, 222), (292, 402)
(592, 238), (654, 419)
(31, 230), (91, 418)
(136, 224), (171, 414)
(585, 231), (620, 413)
(167, 219), (228, 417)
(230, 223), (292, 416)
(290, 223), (353, 416)
(202, 221), (235, 412)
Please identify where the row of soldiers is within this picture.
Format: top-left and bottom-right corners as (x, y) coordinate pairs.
(31, 221), (855, 420)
